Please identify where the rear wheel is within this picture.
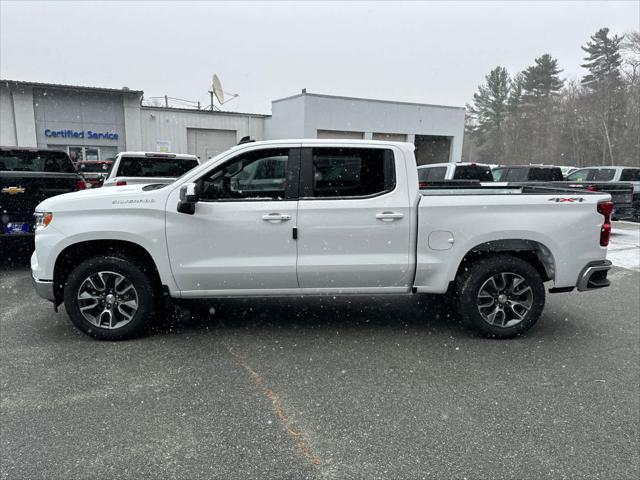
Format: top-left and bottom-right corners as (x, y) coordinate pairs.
(455, 255), (545, 338)
(63, 255), (156, 340)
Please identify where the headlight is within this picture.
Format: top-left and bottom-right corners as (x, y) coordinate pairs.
(34, 212), (53, 229)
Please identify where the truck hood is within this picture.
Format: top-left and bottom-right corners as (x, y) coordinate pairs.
(36, 184), (164, 212)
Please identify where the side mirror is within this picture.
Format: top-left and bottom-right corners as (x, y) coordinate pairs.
(178, 182), (199, 214)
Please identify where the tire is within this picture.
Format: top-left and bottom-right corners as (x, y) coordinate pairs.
(455, 254), (545, 339)
(63, 254), (156, 340)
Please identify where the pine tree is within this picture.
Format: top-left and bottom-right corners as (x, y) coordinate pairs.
(519, 55), (564, 163)
(581, 27), (625, 164)
(581, 27), (623, 88)
(522, 54), (564, 99)
(467, 66), (511, 161)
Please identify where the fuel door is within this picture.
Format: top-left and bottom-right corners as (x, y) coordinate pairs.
(428, 230), (455, 251)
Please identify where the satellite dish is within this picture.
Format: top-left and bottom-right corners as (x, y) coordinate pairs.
(212, 74), (224, 104)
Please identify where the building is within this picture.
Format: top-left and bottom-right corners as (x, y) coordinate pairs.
(265, 91), (465, 165)
(1, 80), (465, 164)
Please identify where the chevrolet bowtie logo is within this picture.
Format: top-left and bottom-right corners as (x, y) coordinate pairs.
(1, 186), (26, 195)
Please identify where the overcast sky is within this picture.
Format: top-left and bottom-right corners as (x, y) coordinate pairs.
(1, 1), (638, 113)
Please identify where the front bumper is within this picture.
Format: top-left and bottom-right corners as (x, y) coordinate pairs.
(577, 260), (612, 291)
(32, 275), (55, 302)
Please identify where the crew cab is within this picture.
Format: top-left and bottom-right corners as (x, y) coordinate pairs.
(31, 140), (613, 340)
(102, 152), (200, 187)
(1, 147), (87, 237)
(417, 162), (493, 187)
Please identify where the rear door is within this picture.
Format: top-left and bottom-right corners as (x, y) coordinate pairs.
(295, 146), (412, 291)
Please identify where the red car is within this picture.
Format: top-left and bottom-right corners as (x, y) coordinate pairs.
(75, 160), (113, 188)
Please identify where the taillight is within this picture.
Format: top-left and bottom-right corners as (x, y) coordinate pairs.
(597, 201), (613, 247)
(116, 180), (127, 186)
(76, 179), (87, 191)
(419, 181), (427, 189)
(586, 185), (598, 192)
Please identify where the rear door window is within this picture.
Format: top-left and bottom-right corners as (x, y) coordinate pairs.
(0, 150), (76, 173)
(117, 157), (199, 177)
(302, 147), (395, 198)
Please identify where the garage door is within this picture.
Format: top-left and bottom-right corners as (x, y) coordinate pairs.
(372, 132), (407, 142)
(187, 128), (237, 161)
(414, 135), (452, 165)
(317, 129), (364, 140)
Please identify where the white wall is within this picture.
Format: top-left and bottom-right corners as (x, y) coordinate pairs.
(0, 86), (17, 146)
(264, 93), (466, 162)
(0, 85), (37, 147)
(140, 107), (265, 154)
(263, 95), (305, 139)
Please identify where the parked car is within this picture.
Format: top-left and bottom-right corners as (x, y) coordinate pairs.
(75, 159), (113, 188)
(32, 140), (613, 340)
(492, 165), (564, 182)
(417, 162), (494, 187)
(492, 164), (635, 220)
(1, 147), (87, 238)
(102, 152), (200, 187)
(566, 166), (640, 220)
(558, 166), (578, 178)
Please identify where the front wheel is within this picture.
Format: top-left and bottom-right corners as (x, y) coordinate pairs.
(455, 255), (546, 339)
(63, 255), (156, 340)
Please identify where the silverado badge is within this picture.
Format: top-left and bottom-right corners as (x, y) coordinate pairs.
(1, 186), (26, 195)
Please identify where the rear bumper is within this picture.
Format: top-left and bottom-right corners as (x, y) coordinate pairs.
(577, 260), (612, 291)
(32, 275), (55, 302)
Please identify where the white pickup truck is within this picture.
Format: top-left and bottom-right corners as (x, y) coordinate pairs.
(31, 140), (613, 340)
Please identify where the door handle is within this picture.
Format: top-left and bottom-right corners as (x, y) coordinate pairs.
(262, 213), (291, 223)
(376, 212), (404, 221)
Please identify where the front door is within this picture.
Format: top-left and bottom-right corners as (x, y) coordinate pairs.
(166, 147), (301, 295)
(296, 146), (412, 291)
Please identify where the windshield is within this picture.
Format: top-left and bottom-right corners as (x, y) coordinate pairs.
(0, 150), (76, 173)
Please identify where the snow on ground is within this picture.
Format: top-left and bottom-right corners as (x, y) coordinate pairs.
(608, 222), (640, 271)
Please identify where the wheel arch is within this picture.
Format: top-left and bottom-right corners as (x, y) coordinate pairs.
(53, 239), (163, 305)
(453, 239), (556, 284)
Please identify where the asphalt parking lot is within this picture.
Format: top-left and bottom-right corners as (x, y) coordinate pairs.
(1, 240), (639, 480)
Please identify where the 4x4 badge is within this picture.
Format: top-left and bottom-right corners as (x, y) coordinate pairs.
(1, 186), (26, 195)
(548, 197), (584, 203)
